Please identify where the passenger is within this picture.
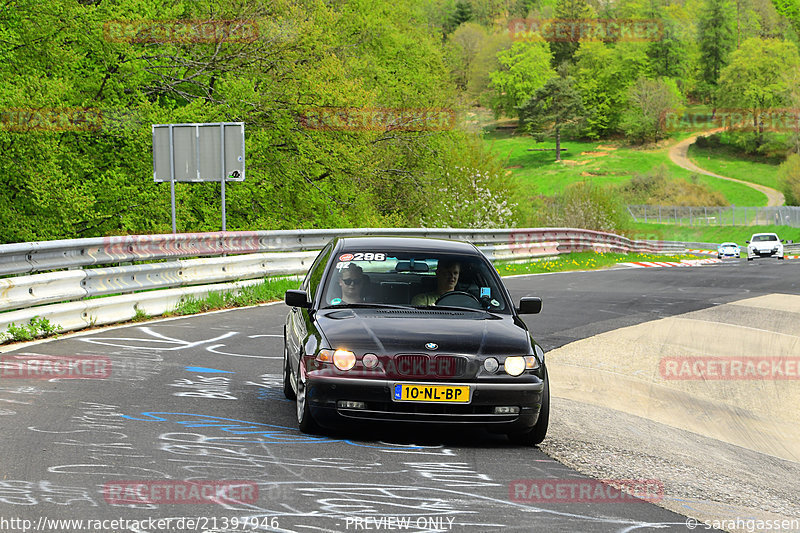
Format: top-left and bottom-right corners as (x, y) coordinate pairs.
(338, 263), (367, 304)
(411, 260), (460, 306)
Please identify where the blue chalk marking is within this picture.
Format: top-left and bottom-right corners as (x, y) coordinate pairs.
(185, 366), (234, 374)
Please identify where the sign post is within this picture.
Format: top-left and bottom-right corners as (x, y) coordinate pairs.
(152, 122), (245, 232)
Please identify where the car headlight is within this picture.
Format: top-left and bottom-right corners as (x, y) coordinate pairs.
(316, 349), (357, 371)
(504, 356), (526, 376)
(333, 349), (356, 371)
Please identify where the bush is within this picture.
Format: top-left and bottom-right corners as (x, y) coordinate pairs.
(419, 137), (523, 228)
(537, 181), (629, 234)
(618, 165), (727, 206)
(779, 154), (800, 205)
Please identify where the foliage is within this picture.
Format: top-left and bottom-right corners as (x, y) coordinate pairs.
(573, 41), (650, 138)
(489, 41), (555, 119)
(0, 0), (525, 243)
(419, 136), (522, 228)
(538, 181), (629, 233)
(549, 0), (593, 66)
(717, 38), (800, 128)
(771, 0), (800, 34)
(446, 23), (488, 91)
(446, 1), (475, 33)
(2, 316), (61, 343)
(778, 153), (800, 204)
(621, 77), (683, 144)
(618, 164), (728, 205)
(467, 32), (513, 106)
(698, 0), (736, 102)
(167, 277), (299, 316)
(518, 69), (585, 160)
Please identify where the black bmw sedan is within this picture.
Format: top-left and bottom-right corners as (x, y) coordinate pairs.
(283, 236), (549, 445)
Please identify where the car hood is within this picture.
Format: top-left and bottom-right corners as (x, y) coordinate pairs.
(316, 308), (532, 355)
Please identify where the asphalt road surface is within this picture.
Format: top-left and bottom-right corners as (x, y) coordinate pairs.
(1, 257), (797, 533)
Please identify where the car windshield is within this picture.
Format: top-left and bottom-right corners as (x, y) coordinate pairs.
(321, 251), (510, 313)
(753, 235), (778, 241)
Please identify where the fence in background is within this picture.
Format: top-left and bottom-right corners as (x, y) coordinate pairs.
(627, 205), (800, 228)
(0, 228), (683, 340)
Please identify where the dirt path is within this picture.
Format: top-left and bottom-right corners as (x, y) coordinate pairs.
(668, 130), (785, 207)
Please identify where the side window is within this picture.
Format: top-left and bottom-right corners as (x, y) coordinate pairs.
(304, 244), (332, 301)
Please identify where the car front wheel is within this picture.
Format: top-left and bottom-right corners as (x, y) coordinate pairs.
(296, 360), (322, 434)
(508, 370), (550, 446)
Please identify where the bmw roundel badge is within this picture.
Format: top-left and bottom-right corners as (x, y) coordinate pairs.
(425, 342), (438, 350)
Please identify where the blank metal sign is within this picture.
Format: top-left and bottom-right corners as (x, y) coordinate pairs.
(153, 122), (245, 182)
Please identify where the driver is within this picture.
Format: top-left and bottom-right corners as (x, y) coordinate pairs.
(411, 260), (460, 305)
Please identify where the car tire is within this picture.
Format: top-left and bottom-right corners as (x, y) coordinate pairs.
(747, 257), (753, 261)
(296, 360), (322, 434)
(508, 369), (550, 446)
(283, 344), (296, 400)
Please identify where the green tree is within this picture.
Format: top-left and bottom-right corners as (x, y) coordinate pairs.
(518, 69), (585, 160)
(621, 77), (683, 144)
(446, 22), (488, 91)
(550, 0), (593, 66)
(573, 41), (649, 138)
(446, 1), (475, 33)
(489, 41), (555, 118)
(467, 32), (513, 106)
(771, 0), (800, 34)
(698, 0), (736, 105)
(717, 37), (800, 138)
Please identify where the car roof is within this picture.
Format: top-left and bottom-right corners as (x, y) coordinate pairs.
(720, 242), (738, 245)
(751, 233), (778, 237)
(335, 236), (482, 255)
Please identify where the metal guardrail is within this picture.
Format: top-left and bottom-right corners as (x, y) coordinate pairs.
(0, 228), (684, 341)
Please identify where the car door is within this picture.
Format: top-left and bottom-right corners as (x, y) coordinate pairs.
(285, 242), (333, 373)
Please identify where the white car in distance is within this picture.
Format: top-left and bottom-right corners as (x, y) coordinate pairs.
(746, 233), (785, 261)
(717, 242), (741, 259)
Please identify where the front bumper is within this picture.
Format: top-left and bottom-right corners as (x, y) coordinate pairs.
(748, 248), (783, 258)
(304, 374), (545, 433)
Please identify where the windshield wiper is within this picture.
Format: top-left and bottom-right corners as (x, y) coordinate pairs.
(413, 304), (488, 313)
(322, 303), (416, 310)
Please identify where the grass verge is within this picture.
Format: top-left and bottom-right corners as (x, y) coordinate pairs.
(164, 277), (299, 317)
(626, 222), (800, 245)
(496, 251), (699, 276)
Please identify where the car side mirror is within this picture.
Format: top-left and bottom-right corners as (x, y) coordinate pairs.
(745, 240), (750, 244)
(517, 297), (542, 314)
(285, 289), (311, 308)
